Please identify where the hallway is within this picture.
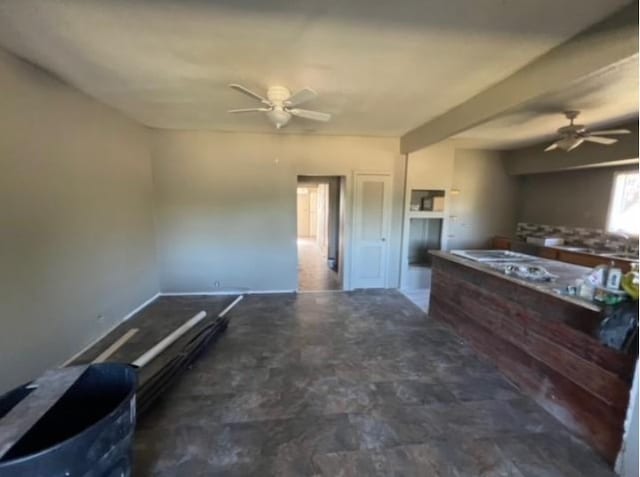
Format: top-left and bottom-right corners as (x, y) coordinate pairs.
(297, 238), (340, 291)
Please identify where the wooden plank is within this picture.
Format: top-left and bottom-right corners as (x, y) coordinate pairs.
(431, 294), (624, 463)
(432, 260), (634, 378)
(0, 365), (88, 458)
(435, 272), (631, 406)
(432, 264), (629, 409)
(430, 255), (636, 464)
(92, 328), (139, 363)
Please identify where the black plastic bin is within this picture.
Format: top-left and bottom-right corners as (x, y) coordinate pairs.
(0, 363), (137, 477)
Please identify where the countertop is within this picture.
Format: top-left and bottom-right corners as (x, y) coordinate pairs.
(497, 236), (638, 263)
(430, 250), (601, 312)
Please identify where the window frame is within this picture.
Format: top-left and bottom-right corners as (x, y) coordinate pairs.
(605, 169), (640, 238)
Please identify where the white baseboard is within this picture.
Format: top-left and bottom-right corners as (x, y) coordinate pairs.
(160, 291), (242, 296)
(122, 292), (161, 321)
(296, 289), (346, 294)
(160, 289), (295, 296)
(60, 292), (160, 367)
(246, 289), (296, 295)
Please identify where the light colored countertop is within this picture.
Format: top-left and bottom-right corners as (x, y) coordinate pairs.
(496, 236), (639, 263)
(430, 250), (602, 312)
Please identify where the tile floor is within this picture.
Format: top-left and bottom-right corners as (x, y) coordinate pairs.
(297, 238), (340, 291)
(134, 291), (614, 476)
(400, 288), (430, 313)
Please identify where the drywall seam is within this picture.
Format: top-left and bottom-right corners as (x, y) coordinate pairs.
(59, 292), (161, 367)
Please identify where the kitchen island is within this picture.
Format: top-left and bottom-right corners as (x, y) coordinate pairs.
(429, 250), (637, 464)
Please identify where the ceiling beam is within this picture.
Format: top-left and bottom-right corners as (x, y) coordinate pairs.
(400, 2), (639, 154)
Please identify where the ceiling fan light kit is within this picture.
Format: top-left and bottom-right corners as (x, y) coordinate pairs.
(228, 84), (331, 129)
(543, 110), (630, 152)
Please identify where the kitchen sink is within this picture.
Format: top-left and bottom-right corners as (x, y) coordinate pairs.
(451, 250), (532, 262)
(553, 246), (588, 252)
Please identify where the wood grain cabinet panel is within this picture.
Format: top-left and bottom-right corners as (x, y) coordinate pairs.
(430, 254), (636, 465)
(491, 237), (511, 250)
(490, 237), (635, 272)
(539, 248), (558, 260)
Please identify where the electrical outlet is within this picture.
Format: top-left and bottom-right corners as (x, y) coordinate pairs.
(214, 281), (221, 288)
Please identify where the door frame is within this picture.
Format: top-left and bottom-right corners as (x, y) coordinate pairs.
(296, 175), (347, 290)
(350, 171), (393, 289)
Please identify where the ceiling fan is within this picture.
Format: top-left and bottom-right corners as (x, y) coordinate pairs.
(228, 83), (331, 129)
(544, 111), (630, 152)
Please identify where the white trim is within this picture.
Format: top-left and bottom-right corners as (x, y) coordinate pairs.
(159, 289), (295, 296)
(160, 290), (242, 296)
(616, 362), (639, 476)
(60, 292), (161, 367)
(606, 169), (621, 233)
(606, 169), (640, 237)
(246, 289), (296, 295)
(296, 289), (346, 294)
(122, 292), (162, 321)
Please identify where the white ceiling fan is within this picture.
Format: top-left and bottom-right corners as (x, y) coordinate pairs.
(228, 83), (331, 129)
(544, 111), (630, 152)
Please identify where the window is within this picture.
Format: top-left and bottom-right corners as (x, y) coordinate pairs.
(607, 170), (640, 236)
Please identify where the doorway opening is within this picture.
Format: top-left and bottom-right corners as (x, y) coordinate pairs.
(296, 176), (343, 291)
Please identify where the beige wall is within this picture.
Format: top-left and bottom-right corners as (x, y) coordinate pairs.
(402, 142), (456, 270)
(150, 130), (404, 292)
(449, 149), (519, 248)
(516, 165), (637, 229)
(401, 144), (518, 286)
(0, 50), (158, 392)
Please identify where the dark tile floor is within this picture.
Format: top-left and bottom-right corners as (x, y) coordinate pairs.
(134, 290), (615, 476)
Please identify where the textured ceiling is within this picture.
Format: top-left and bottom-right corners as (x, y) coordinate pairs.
(0, 0), (631, 135)
(454, 55), (639, 149)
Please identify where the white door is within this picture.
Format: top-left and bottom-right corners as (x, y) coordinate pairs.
(352, 173), (392, 288)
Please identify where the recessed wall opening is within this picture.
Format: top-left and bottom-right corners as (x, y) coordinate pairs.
(401, 188), (447, 311)
(296, 176), (344, 291)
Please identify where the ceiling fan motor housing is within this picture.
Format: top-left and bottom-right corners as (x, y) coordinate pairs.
(267, 107), (292, 129)
(267, 86), (291, 104)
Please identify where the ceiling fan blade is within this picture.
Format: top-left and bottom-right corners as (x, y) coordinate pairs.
(588, 129), (630, 135)
(288, 108), (331, 122)
(584, 135), (618, 145)
(284, 88), (317, 107)
(229, 84), (270, 104)
(228, 108), (271, 113)
(566, 138), (584, 151)
(544, 142), (558, 152)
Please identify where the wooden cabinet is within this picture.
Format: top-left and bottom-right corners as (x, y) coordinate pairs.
(430, 254), (636, 463)
(539, 248), (558, 260)
(490, 237), (635, 272)
(557, 251), (616, 269)
(491, 236), (511, 250)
